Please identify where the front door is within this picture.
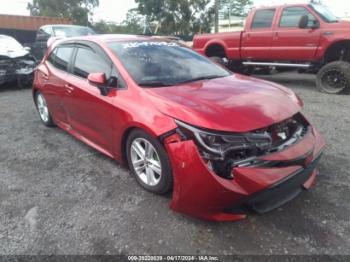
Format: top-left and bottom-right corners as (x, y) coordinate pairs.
(63, 44), (116, 154)
(42, 45), (74, 125)
(270, 6), (321, 61)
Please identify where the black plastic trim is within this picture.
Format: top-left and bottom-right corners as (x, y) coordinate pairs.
(226, 153), (323, 214)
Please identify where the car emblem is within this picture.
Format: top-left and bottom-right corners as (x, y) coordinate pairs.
(277, 132), (287, 140)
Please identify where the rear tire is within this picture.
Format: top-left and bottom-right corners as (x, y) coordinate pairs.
(316, 61), (350, 94)
(35, 91), (55, 127)
(126, 129), (173, 195)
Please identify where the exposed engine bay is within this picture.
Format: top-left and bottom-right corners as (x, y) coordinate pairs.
(0, 55), (36, 85)
(0, 35), (37, 87)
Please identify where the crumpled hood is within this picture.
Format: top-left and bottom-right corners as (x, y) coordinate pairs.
(144, 74), (303, 133)
(0, 49), (29, 59)
(0, 35), (29, 58)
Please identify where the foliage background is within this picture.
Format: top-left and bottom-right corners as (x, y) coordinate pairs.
(27, 0), (253, 36)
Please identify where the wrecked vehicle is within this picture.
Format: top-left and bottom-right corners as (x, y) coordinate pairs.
(33, 35), (325, 221)
(0, 35), (36, 87)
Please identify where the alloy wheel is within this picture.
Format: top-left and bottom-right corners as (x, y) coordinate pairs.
(130, 138), (162, 187)
(37, 93), (49, 123)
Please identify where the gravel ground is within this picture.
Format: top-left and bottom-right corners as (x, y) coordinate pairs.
(0, 72), (349, 256)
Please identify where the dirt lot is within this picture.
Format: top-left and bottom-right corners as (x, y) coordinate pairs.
(0, 72), (349, 255)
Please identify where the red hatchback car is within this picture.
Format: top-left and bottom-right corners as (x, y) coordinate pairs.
(33, 35), (325, 221)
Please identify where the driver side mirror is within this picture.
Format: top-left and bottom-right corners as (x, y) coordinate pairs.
(299, 15), (309, 29)
(88, 72), (109, 96)
(299, 15), (320, 29)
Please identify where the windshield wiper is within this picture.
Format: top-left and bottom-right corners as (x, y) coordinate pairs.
(175, 75), (227, 85)
(138, 75), (227, 87)
(138, 81), (175, 87)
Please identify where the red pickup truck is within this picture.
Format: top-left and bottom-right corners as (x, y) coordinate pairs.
(193, 3), (350, 94)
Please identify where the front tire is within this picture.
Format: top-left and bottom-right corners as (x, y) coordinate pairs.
(126, 129), (173, 195)
(35, 91), (55, 127)
(316, 61), (350, 94)
(209, 56), (225, 66)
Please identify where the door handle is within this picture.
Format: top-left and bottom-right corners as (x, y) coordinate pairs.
(273, 32), (279, 39)
(41, 72), (49, 80)
(65, 84), (75, 93)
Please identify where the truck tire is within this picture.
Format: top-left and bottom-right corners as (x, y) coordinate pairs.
(209, 56), (225, 66)
(228, 61), (253, 75)
(316, 61), (350, 94)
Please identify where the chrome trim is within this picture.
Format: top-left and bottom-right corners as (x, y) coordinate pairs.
(242, 62), (312, 68)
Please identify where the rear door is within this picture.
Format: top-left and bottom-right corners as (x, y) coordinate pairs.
(270, 6), (321, 61)
(63, 42), (119, 154)
(241, 9), (276, 60)
(42, 44), (74, 125)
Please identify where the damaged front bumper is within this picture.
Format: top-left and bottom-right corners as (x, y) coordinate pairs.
(0, 55), (36, 85)
(164, 124), (325, 222)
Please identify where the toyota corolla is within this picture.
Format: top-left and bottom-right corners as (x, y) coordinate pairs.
(33, 35), (325, 221)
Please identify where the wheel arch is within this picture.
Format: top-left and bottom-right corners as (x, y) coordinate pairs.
(119, 123), (162, 164)
(204, 41), (228, 58)
(323, 40), (350, 64)
(32, 87), (39, 100)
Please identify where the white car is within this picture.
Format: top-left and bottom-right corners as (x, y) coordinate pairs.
(0, 35), (37, 87)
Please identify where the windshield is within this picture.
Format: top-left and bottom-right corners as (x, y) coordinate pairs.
(53, 26), (95, 37)
(309, 4), (338, 23)
(108, 41), (231, 87)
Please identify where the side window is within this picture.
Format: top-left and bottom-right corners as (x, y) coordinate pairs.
(54, 46), (74, 72)
(251, 9), (276, 29)
(73, 47), (112, 79)
(73, 45), (126, 88)
(42, 26), (52, 36)
(36, 27), (51, 41)
(280, 7), (317, 27)
(47, 48), (57, 65)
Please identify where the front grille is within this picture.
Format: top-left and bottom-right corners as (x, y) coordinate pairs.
(0, 58), (15, 72)
(254, 113), (309, 154)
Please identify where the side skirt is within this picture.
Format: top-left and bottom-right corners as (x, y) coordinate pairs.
(54, 118), (116, 160)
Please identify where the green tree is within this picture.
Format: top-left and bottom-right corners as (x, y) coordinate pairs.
(93, 20), (114, 34)
(219, 0), (253, 17)
(27, 0), (99, 26)
(121, 9), (144, 34)
(134, 0), (214, 35)
(93, 9), (144, 35)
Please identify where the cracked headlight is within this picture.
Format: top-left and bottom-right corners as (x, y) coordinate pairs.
(175, 120), (272, 161)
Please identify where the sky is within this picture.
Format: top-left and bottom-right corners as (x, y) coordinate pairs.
(1, 0), (349, 23)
